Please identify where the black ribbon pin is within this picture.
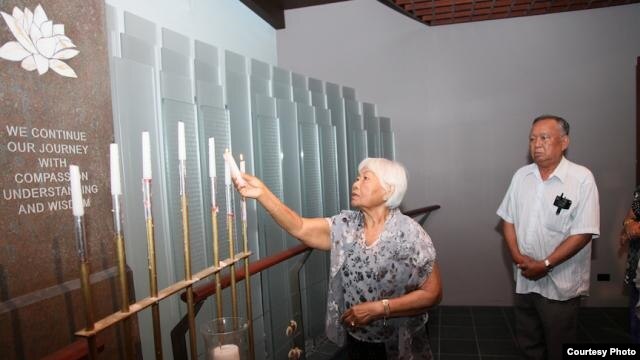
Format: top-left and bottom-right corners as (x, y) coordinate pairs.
(553, 193), (572, 215)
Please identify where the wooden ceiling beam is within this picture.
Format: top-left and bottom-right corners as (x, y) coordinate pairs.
(238, 0), (285, 29)
(238, 0), (349, 29)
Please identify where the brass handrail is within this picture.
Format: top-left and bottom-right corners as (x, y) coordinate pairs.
(184, 243), (311, 304)
(179, 205), (440, 305)
(403, 204), (441, 226)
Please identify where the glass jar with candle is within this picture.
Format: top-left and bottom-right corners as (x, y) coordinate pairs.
(201, 317), (249, 360)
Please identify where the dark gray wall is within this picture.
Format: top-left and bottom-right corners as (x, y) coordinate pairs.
(277, 0), (640, 306)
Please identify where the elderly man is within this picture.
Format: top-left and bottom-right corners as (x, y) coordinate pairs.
(497, 115), (600, 360)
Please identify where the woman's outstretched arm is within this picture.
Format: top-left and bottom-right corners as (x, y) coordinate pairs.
(235, 173), (331, 250)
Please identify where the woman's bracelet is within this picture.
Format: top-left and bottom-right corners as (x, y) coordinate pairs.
(382, 299), (390, 326)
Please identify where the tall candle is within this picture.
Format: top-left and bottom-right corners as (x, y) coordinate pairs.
(209, 137), (216, 178)
(224, 151), (247, 187)
(211, 344), (240, 360)
(239, 154), (247, 222)
(142, 132), (152, 180)
(110, 144), (121, 195)
(239, 154), (245, 174)
(178, 121), (186, 161)
(70, 165), (84, 216)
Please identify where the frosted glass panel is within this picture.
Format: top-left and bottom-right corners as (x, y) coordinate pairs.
(124, 11), (155, 43)
(194, 40), (218, 67)
(308, 77), (323, 92)
(254, 110), (285, 250)
(292, 72), (306, 89)
(251, 59), (271, 80)
(273, 82), (293, 101)
(297, 105), (323, 217)
(162, 27), (190, 54)
(111, 56), (177, 360)
(273, 67), (291, 84)
(326, 83), (350, 210)
(162, 99), (206, 274)
(382, 131), (396, 160)
(293, 87), (311, 105)
(342, 86), (356, 100)
(161, 47), (190, 76)
(225, 53), (258, 266)
(251, 77), (271, 98)
(194, 60), (219, 84)
(311, 91), (327, 108)
(380, 117), (395, 160)
(364, 117), (381, 158)
(319, 123), (340, 216)
(197, 102), (230, 259)
(120, 33), (155, 66)
(109, 13), (397, 358)
(276, 99), (302, 246)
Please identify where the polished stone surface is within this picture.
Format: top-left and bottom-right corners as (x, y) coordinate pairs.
(0, 0), (136, 358)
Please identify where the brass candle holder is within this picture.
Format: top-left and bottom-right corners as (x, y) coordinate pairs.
(239, 154), (255, 359)
(70, 165), (97, 359)
(224, 149), (239, 321)
(208, 138), (224, 319)
(110, 144), (134, 359)
(142, 132), (163, 359)
(178, 122), (198, 360)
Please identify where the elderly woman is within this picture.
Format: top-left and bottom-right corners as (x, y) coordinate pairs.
(235, 158), (442, 359)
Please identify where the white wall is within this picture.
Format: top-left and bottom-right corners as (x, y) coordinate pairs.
(105, 0), (277, 64)
(277, 0), (640, 306)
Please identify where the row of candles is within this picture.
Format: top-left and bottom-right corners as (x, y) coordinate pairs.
(68, 121), (253, 360)
(69, 124), (245, 216)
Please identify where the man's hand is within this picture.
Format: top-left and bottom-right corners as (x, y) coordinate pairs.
(518, 257), (548, 280)
(514, 254), (534, 266)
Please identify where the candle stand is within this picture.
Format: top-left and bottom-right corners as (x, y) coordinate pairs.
(72, 133), (255, 359)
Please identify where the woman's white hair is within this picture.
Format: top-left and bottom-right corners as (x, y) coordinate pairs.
(358, 158), (408, 209)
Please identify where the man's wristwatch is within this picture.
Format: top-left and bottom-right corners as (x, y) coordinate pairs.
(544, 259), (553, 272)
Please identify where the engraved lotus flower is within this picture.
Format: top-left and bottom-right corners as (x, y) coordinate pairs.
(0, 4), (79, 78)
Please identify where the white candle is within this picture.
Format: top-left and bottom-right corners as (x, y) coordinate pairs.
(239, 154), (247, 221)
(142, 132), (152, 180)
(208, 137), (216, 178)
(224, 151), (247, 187)
(70, 165), (84, 216)
(224, 149), (231, 186)
(211, 344), (240, 360)
(110, 144), (121, 195)
(178, 121), (186, 161)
